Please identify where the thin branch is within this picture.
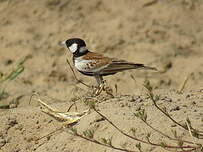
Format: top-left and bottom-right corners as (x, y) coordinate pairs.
(74, 132), (136, 152)
(177, 74), (190, 94)
(190, 126), (203, 134)
(92, 107), (198, 150)
(67, 102), (77, 112)
(139, 118), (198, 145)
(36, 124), (136, 152)
(186, 120), (196, 146)
(93, 107), (151, 145)
(148, 92), (203, 139)
(176, 147), (199, 152)
(37, 127), (63, 141)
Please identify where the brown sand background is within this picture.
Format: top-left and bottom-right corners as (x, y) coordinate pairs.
(0, 0), (203, 151)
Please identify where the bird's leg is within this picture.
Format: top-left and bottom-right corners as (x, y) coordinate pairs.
(95, 74), (104, 85)
(93, 75), (113, 97)
(92, 75), (104, 96)
(102, 80), (114, 97)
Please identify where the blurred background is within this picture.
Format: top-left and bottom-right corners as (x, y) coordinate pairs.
(0, 0), (203, 102)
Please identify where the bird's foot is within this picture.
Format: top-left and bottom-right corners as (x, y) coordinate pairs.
(91, 81), (113, 97)
(103, 86), (114, 97)
(92, 84), (104, 96)
(102, 81), (113, 97)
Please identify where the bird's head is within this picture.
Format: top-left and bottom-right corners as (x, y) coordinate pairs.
(60, 38), (88, 56)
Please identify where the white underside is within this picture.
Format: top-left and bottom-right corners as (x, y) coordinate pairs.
(74, 57), (108, 73)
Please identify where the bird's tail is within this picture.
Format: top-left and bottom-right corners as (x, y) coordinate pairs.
(133, 64), (157, 71)
(102, 60), (157, 74)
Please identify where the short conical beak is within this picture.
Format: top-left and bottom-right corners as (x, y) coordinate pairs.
(58, 41), (66, 46)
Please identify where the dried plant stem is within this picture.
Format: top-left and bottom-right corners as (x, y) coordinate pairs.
(190, 125), (203, 134)
(186, 120), (196, 146)
(140, 118), (198, 145)
(67, 102), (77, 112)
(177, 74), (190, 94)
(36, 123), (134, 152)
(73, 132), (136, 152)
(37, 127), (63, 141)
(148, 92), (203, 139)
(92, 107), (198, 150)
(93, 107), (150, 145)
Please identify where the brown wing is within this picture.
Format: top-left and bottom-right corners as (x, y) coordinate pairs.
(82, 52), (108, 60)
(82, 52), (111, 69)
(100, 58), (157, 75)
(82, 52), (156, 75)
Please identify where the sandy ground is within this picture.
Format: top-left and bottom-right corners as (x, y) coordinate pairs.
(0, 0), (203, 151)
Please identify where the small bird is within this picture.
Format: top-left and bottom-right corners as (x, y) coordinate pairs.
(60, 38), (157, 87)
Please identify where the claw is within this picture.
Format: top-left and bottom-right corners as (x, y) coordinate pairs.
(91, 82), (114, 97)
(92, 84), (104, 96)
(104, 86), (114, 97)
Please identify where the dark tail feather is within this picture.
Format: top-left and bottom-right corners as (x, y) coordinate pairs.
(134, 64), (157, 71)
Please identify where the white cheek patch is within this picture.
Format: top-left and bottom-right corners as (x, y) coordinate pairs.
(69, 43), (78, 53)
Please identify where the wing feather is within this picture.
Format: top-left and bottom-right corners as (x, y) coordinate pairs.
(80, 52), (157, 75)
(100, 59), (156, 75)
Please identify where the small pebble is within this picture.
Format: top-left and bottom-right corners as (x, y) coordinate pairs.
(130, 96), (143, 102)
(186, 94), (190, 98)
(170, 106), (180, 111)
(119, 103), (125, 107)
(174, 106), (180, 111)
(192, 101), (196, 105)
(14, 124), (23, 131)
(171, 124), (177, 127)
(7, 117), (18, 127)
(161, 96), (172, 102)
(135, 105), (142, 111)
(4, 59), (13, 65)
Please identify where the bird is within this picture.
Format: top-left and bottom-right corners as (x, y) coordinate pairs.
(60, 38), (157, 90)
